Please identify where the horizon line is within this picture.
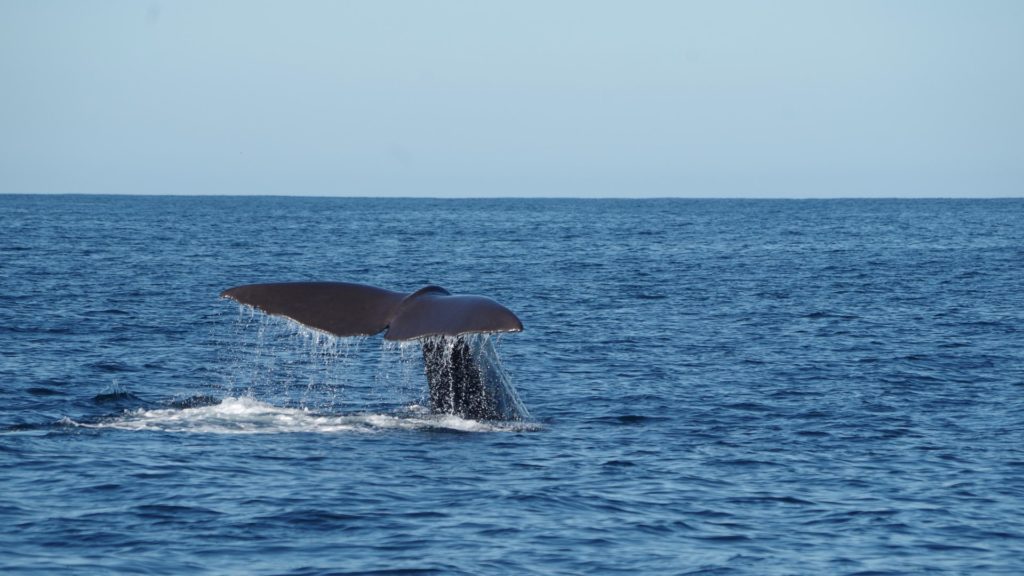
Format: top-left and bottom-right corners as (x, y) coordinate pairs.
(2, 192), (1022, 201)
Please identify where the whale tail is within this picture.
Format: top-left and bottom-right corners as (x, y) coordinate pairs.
(221, 281), (527, 420)
(220, 282), (522, 341)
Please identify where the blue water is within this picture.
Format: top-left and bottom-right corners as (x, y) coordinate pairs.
(2, 195), (1023, 575)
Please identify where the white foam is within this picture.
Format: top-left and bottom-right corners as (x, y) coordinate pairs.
(68, 397), (539, 434)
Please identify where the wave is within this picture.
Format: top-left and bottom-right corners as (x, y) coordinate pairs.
(65, 397), (539, 434)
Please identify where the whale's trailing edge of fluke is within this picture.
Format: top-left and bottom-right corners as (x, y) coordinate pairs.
(220, 281), (523, 341)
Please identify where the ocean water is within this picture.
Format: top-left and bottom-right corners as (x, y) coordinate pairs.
(1, 195), (1022, 575)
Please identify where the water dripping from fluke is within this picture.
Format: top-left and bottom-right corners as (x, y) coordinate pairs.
(420, 334), (529, 422)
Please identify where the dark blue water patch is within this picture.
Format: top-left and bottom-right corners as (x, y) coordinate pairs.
(25, 386), (67, 397)
(2, 196), (1024, 574)
(589, 414), (673, 426)
(88, 359), (141, 373)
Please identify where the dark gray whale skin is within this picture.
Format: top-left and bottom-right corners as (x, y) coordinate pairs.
(220, 282), (524, 420)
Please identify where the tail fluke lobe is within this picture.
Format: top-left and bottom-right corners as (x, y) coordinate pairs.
(221, 282), (405, 337)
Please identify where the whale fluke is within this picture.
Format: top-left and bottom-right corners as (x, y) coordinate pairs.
(220, 281), (526, 420)
(220, 282), (523, 341)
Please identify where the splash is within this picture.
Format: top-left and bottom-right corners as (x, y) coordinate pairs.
(67, 397), (540, 434)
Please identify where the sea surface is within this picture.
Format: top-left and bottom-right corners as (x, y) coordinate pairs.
(1, 195), (1023, 575)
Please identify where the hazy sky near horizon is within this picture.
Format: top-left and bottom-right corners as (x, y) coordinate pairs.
(2, 1), (1022, 197)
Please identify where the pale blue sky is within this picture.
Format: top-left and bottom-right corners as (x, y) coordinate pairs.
(2, 1), (1022, 197)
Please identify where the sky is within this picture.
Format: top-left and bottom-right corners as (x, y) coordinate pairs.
(1, 1), (1022, 198)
